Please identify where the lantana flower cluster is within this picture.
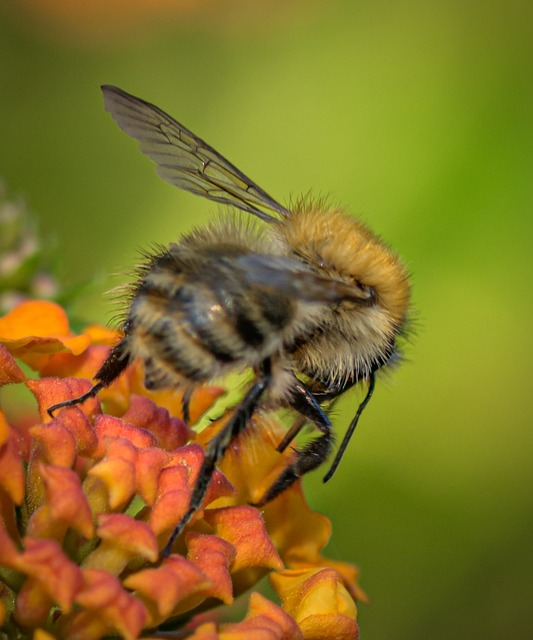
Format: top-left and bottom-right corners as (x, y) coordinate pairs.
(0, 300), (365, 639)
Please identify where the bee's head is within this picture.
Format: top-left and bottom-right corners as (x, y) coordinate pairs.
(276, 204), (411, 356)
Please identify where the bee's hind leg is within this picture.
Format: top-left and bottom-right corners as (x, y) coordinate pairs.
(161, 358), (273, 558)
(254, 381), (334, 506)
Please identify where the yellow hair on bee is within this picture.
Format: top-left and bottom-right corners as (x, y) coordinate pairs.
(270, 202), (411, 386)
(279, 204), (410, 324)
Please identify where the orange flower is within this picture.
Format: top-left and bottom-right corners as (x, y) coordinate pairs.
(0, 300), (363, 638)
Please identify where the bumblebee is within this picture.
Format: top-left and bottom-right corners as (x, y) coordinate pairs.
(49, 86), (411, 556)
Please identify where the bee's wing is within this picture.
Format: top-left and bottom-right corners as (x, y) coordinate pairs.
(102, 85), (290, 223)
(236, 254), (375, 305)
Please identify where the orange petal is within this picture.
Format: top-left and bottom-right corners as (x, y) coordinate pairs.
(51, 406), (99, 456)
(0, 300), (70, 338)
(204, 506), (283, 573)
(30, 421), (77, 468)
(293, 557), (368, 605)
(14, 578), (54, 629)
(0, 301), (91, 371)
(82, 514), (158, 574)
(27, 377), (101, 423)
(38, 343), (110, 379)
(16, 537), (84, 612)
(148, 464), (191, 539)
(188, 386), (226, 424)
(262, 483), (332, 566)
(94, 414), (157, 450)
(65, 568), (147, 640)
(133, 378), (225, 423)
(165, 443), (235, 507)
(270, 568), (358, 640)
(0, 484), (22, 543)
(88, 454), (136, 511)
(186, 532), (235, 605)
(135, 447), (171, 506)
(149, 445), (234, 545)
(26, 464), (94, 542)
(33, 630), (56, 640)
(0, 528), (20, 564)
(219, 591), (303, 640)
(124, 555), (210, 625)
(83, 324), (122, 345)
(0, 343), (26, 385)
(0, 416), (25, 504)
(122, 394), (193, 450)
(0, 409), (9, 446)
(187, 622), (220, 640)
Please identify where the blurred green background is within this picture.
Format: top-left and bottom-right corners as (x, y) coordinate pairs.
(1, 0), (532, 637)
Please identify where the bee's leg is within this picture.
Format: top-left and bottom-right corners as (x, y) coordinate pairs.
(255, 382), (334, 506)
(181, 387), (193, 424)
(47, 338), (130, 418)
(161, 358), (272, 558)
(323, 372), (375, 482)
(276, 379), (331, 453)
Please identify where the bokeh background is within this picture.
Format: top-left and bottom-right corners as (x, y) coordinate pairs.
(1, 1), (532, 638)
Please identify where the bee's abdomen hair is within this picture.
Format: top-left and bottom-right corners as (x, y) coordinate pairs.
(126, 254), (293, 387)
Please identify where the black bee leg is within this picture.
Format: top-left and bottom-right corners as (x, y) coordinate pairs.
(181, 387), (193, 424)
(47, 338), (130, 418)
(323, 372), (375, 482)
(161, 358), (272, 558)
(276, 379), (331, 453)
(255, 381), (334, 506)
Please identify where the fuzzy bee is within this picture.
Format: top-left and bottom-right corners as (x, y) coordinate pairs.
(49, 86), (411, 557)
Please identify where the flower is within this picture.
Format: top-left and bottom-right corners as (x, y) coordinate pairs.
(0, 300), (363, 638)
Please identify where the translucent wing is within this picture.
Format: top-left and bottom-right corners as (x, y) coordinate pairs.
(102, 85), (290, 222)
(236, 254), (376, 305)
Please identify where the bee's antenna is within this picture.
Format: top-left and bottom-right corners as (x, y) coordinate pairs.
(322, 372), (376, 483)
(47, 382), (104, 419)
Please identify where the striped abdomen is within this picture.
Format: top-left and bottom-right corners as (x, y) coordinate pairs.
(125, 243), (295, 390)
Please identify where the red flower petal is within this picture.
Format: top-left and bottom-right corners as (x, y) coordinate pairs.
(27, 377), (101, 423)
(26, 465), (94, 542)
(122, 394), (193, 450)
(16, 537), (84, 612)
(30, 421), (77, 468)
(124, 555), (210, 624)
(64, 568), (147, 640)
(51, 406), (99, 455)
(93, 414), (157, 450)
